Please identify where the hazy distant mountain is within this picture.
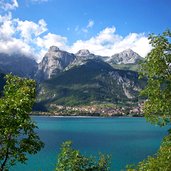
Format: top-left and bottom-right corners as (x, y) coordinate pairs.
(0, 53), (37, 78)
(35, 46), (76, 80)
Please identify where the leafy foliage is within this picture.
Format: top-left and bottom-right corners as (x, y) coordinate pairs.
(127, 30), (171, 170)
(0, 74), (44, 171)
(56, 141), (111, 171)
(140, 30), (171, 126)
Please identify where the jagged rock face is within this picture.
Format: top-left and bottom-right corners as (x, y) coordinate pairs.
(109, 49), (143, 64)
(66, 49), (100, 70)
(35, 46), (76, 80)
(0, 53), (37, 78)
(108, 71), (141, 99)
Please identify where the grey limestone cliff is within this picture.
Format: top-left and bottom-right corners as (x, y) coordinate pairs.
(35, 46), (76, 80)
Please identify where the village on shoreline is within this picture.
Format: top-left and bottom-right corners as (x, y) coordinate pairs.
(31, 103), (144, 117)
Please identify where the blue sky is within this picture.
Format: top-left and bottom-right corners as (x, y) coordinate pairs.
(0, 0), (171, 61)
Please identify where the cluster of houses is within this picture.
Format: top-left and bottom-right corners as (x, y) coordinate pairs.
(47, 103), (144, 117)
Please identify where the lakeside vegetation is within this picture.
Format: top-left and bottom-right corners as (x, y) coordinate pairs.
(56, 141), (111, 171)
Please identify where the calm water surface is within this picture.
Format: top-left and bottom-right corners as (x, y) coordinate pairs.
(12, 116), (169, 171)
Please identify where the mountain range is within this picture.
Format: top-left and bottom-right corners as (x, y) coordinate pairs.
(0, 46), (143, 81)
(35, 46), (143, 81)
(0, 47), (145, 112)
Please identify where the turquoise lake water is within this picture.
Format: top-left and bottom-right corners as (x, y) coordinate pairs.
(12, 116), (169, 171)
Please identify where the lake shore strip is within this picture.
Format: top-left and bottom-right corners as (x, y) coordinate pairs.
(31, 103), (144, 117)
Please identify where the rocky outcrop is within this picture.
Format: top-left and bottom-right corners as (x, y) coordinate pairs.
(35, 46), (76, 80)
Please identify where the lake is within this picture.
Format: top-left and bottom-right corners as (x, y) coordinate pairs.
(12, 116), (169, 171)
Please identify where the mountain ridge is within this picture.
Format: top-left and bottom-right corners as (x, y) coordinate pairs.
(35, 46), (143, 81)
(0, 47), (143, 80)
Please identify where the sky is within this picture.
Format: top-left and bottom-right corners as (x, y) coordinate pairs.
(0, 0), (171, 62)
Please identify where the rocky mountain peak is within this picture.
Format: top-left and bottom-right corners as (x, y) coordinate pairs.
(123, 48), (133, 52)
(35, 47), (76, 80)
(121, 49), (137, 56)
(76, 49), (91, 56)
(48, 46), (60, 52)
(110, 49), (143, 64)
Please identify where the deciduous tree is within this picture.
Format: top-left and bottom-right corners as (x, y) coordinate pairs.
(140, 30), (171, 125)
(0, 74), (44, 171)
(127, 30), (171, 170)
(56, 141), (111, 171)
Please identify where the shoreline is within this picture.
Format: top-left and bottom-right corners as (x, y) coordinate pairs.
(31, 104), (143, 117)
(31, 115), (103, 118)
(30, 113), (144, 118)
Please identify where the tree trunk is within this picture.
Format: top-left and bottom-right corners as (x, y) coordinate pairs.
(0, 149), (9, 171)
(0, 134), (11, 171)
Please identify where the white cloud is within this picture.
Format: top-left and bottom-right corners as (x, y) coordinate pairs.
(0, 12), (48, 59)
(110, 33), (152, 57)
(0, 9), (151, 62)
(87, 20), (94, 28)
(0, 0), (18, 11)
(16, 19), (47, 41)
(35, 33), (68, 50)
(76, 19), (95, 33)
(34, 33), (68, 61)
(69, 27), (151, 57)
(0, 38), (35, 56)
(74, 25), (79, 32)
(82, 28), (88, 33)
(70, 27), (122, 55)
(0, 13), (15, 40)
